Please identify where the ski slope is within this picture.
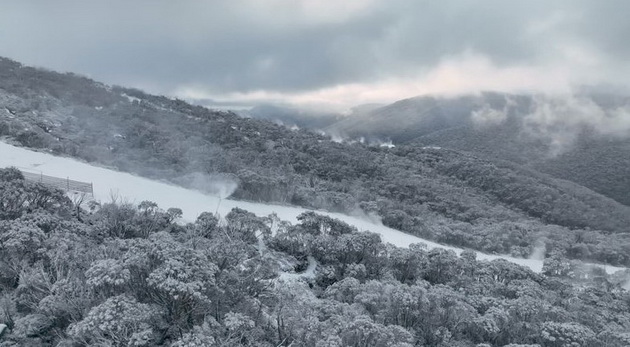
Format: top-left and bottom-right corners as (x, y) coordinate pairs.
(1, 141), (625, 275)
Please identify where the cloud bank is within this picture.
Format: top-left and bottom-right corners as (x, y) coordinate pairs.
(469, 92), (630, 155)
(523, 95), (630, 155)
(1, 0), (630, 109)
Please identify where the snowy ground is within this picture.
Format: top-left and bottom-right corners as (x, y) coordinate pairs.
(278, 256), (318, 281)
(1, 141), (626, 275)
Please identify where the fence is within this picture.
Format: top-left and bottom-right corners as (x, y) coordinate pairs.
(20, 170), (94, 195)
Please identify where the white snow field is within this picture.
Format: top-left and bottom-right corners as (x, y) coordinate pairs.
(1, 141), (626, 275)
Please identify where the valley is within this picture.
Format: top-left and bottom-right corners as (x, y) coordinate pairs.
(1, 56), (630, 347)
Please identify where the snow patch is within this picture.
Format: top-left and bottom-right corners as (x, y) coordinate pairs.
(379, 141), (395, 148)
(278, 256), (318, 282)
(121, 93), (141, 103)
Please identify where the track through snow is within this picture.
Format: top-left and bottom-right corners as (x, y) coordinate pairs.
(1, 141), (625, 275)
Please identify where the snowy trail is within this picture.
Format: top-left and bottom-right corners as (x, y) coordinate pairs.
(1, 141), (625, 275)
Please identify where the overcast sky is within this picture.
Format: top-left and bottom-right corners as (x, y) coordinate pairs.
(1, 0), (629, 110)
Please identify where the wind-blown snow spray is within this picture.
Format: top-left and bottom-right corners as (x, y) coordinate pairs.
(529, 240), (546, 261)
(175, 172), (238, 216)
(212, 178), (238, 216)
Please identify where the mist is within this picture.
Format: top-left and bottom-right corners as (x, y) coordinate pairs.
(523, 94), (630, 156)
(467, 91), (630, 156)
(528, 241), (546, 261)
(175, 171), (238, 199)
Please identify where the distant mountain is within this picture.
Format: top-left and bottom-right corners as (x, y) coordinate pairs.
(243, 103), (387, 131)
(327, 94), (476, 142)
(243, 104), (343, 129)
(2, 56), (630, 266)
(328, 92), (630, 205)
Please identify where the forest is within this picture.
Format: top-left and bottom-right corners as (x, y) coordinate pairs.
(1, 167), (630, 346)
(1, 57), (630, 267)
(328, 92), (630, 207)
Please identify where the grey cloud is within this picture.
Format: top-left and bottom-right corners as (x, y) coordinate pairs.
(573, 0), (630, 57)
(0, 0), (629, 98)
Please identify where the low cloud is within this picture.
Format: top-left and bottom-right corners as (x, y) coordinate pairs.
(471, 105), (508, 127)
(176, 52), (579, 111)
(2, 1), (630, 109)
(466, 91), (630, 156)
(523, 95), (630, 155)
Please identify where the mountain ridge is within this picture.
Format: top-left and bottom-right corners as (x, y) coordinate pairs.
(326, 91), (630, 205)
(1, 56), (629, 266)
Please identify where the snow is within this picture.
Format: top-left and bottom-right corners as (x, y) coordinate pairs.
(379, 141), (395, 148)
(278, 256), (318, 281)
(0, 141), (625, 275)
(121, 93), (141, 103)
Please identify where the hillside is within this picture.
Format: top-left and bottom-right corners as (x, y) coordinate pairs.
(327, 92), (517, 143)
(1, 57), (630, 267)
(1, 140), (559, 272)
(327, 92), (630, 206)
